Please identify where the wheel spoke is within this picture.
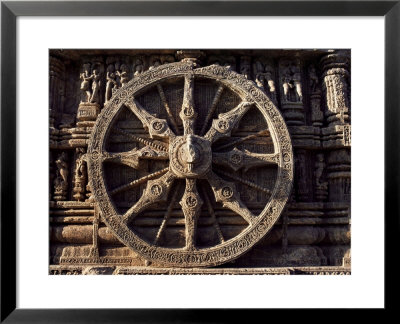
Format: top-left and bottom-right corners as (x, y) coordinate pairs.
(204, 100), (253, 143)
(179, 73), (196, 135)
(180, 179), (203, 250)
(153, 183), (182, 245)
(215, 169), (271, 195)
(157, 83), (180, 134)
(201, 187), (224, 244)
(112, 127), (168, 152)
(101, 146), (168, 169)
(200, 84), (224, 136)
(122, 171), (175, 224)
(214, 129), (270, 151)
(206, 171), (256, 225)
(125, 97), (175, 139)
(110, 167), (169, 196)
(213, 148), (279, 172)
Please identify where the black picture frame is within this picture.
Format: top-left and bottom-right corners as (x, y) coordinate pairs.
(1, 0), (398, 322)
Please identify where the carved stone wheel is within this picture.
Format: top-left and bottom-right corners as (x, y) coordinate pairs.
(87, 61), (293, 267)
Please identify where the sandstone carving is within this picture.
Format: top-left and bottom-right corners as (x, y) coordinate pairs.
(49, 49), (351, 274)
(53, 152), (69, 201)
(87, 60), (293, 267)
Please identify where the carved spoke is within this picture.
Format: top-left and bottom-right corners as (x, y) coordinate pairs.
(215, 169), (271, 195)
(110, 167), (169, 196)
(112, 127), (168, 152)
(201, 187), (224, 244)
(179, 73), (196, 135)
(101, 146), (169, 169)
(153, 183), (182, 245)
(125, 97), (175, 139)
(206, 171), (256, 225)
(204, 101), (253, 143)
(213, 148), (279, 172)
(122, 171), (175, 224)
(157, 83), (180, 134)
(200, 84), (224, 136)
(214, 129), (270, 151)
(180, 179), (203, 250)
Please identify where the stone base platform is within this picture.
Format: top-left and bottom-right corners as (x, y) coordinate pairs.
(49, 265), (351, 275)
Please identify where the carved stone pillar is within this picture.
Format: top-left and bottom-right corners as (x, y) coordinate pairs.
(321, 51), (350, 126)
(314, 153), (328, 201)
(295, 149), (310, 201)
(326, 149), (351, 202)
(49, 56), (65, 127)
(90, 206), (100, 259)
(279, 59), (305, 125)
(310, 94), (323, 127)
(308, 64), (323, 127)
(49, 151), (55, 200)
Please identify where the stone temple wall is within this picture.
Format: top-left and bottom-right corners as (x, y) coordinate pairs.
(49, 49), (350, 275)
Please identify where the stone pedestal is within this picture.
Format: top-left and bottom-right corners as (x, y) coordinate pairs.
(77, 103), (100, 122)
(53, 183), (68, 201)
(281, 102), (305, 126)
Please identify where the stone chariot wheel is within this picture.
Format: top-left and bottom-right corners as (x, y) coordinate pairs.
(87, 61), (293, 267)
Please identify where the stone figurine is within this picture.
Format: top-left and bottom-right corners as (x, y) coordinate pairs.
(149, 57), (161, 70)
(80, 69), (92, 103)
(105, 65), (118, 103)
(116, 64), (130, 87)
(264, 64), (277, 102)
(73, 150), (88, 202)
(282, 63), (303, 103)
(53, 152), (69, 201)
(89, 69), (101, 104)
(133, 59), (144, 76)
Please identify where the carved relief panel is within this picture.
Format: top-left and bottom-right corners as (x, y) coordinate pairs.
(49, 49), (350, 274)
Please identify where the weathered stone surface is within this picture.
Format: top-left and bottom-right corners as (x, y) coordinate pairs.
(49, 49), (350, 274)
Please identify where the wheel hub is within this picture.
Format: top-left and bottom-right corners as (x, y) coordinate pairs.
(169, 135), (212, 178)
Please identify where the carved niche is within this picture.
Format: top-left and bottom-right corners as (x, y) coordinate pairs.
(87, 61), (294, 267)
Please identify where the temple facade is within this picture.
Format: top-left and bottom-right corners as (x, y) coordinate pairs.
(49, 49), (350, 275)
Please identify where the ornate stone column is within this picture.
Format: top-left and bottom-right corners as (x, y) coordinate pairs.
(49, 55), (65, 128)
(314, 152), (328, 201)
(308, 64), (323, 127)
(321, 51), (350, 126)
(321, 50), (351, 203)
(326, 149), (351, 202)
(295, 149), (311, 201)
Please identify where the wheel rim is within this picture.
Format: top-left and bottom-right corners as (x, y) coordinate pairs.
(87, 61), (293, 267)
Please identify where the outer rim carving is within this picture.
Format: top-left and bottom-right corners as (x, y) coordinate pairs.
(87, 61), (293, 267)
